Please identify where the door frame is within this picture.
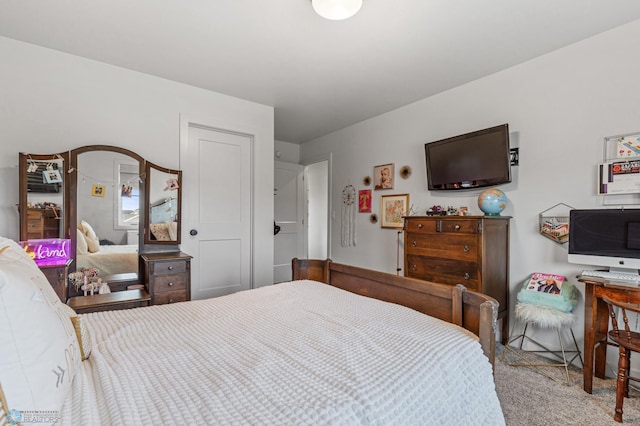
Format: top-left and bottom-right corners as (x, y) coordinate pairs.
(301, 152), (332, 260)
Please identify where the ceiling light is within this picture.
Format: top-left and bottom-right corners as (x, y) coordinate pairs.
(311, 0), (363, 21)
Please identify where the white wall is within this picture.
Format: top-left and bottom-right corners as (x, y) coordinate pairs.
(275, 140), (300, 163)
(0, 36), (274, 286)
(300, 19), (640, 365)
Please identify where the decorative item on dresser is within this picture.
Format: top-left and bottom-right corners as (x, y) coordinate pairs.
(142, 252), (192, 305)
(404, 215), (511, 343)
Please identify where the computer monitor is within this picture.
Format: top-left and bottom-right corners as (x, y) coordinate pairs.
(568, 208), (640, 276)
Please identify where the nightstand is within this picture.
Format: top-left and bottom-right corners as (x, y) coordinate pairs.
(39, 259), (72, 303)
(142, 252), (192, 305)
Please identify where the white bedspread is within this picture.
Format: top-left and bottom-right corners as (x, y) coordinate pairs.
(76, 244), (138, 276)
(60, 280), (504, 425)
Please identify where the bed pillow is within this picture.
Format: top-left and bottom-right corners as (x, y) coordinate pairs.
(76, 229), (89, 255)
(59, 304), (91, 360)
(150, 223), (171, 241)
(80, 220), (100, 253)
(0, 237), (82, 412)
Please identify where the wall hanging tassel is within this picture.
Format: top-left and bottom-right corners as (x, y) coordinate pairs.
(341, 185), (356, 247)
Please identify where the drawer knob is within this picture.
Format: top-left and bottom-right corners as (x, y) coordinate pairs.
(455, 224), (461, 231)
(412, 241), (417, 247)
(168, 266), (174, 271)
(168, 299), (174, 303)
(417, 223), (423, 229)
(463, 245), (470, 252)
(463, 273), (470, 280)
(412, 265), (417, 271)
(168, 282), (174, 287)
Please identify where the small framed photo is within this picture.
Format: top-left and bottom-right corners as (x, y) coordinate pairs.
(358, 189), (372, 213)
(91, 184), (106, 197)
(380, 194), (410, 229)
(373, 163), (394, 190)
(43, 169), (63, 184)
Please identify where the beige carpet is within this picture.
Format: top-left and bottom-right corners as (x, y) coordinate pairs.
(496, 345), (640, 425)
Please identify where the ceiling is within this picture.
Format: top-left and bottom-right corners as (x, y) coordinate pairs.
(2, 1), (640, 144)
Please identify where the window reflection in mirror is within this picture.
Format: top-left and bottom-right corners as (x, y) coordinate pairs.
(116, 161), (140, 229)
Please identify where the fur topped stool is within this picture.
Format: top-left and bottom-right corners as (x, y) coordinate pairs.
(501, 278), (583, 386)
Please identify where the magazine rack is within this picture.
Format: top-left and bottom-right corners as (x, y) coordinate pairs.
(538, 203), (573, 244)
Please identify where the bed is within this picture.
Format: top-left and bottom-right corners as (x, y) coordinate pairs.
(76, 243), (139, 276)
(1, 239), (504, 425)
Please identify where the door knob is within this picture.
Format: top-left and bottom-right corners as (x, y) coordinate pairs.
(190, 229), (198, 236)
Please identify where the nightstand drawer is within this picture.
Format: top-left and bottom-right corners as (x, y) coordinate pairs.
(152, 260), (187, 275)
(153, 274), (187, 293)
(153, 291), (188, 305)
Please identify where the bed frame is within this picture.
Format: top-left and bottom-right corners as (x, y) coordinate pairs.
(292, 258), (498, 369)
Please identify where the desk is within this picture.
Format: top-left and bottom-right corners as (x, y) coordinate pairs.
(580, 276), (640, 393)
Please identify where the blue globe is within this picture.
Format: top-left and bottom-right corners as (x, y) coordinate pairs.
(477, 188), (507, 216)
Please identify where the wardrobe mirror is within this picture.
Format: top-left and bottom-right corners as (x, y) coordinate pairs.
(18, 152), (67, 242)
(145, 161), (181, 245)
(69, 146), (145, 291)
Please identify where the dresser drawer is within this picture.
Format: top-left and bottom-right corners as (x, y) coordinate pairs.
(153, 274), (187, 293)
(151, 260), (187, 275)
(405, 233), (478, 261)
(27, 210), (42, 220)
(405, 255), (479, 291)
(405, 218), (479, 234)
(153, 291), (188, 305)
(27, 219), (44, 233)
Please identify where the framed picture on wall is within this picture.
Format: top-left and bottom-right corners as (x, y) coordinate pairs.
(91, 184), (106, 197)
(373, 163), (394, 190)
(358, 189), (372, 212)
(380, 194), (409, 229)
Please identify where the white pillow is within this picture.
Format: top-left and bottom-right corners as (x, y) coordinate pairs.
(76, 229), (89, 255)
(80, 220), (100, 253)
(0, 237), (81, 412)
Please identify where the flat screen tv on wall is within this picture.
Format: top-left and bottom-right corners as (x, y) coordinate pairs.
(424, 123), (511, 190)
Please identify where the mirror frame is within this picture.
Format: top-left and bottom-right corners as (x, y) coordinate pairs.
(144, 161), (182, 245)
(19, 151), (69, 241)
(68, 145), (146, 291)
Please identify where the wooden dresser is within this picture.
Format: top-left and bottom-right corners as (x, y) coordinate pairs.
(142, 252), (192, 305)
(26, 207), (60, 240)
(404, 215), (510, 343)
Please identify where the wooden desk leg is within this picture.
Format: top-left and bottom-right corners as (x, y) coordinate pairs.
(583, 282), (595, 393)
(594, 296), (609, 379)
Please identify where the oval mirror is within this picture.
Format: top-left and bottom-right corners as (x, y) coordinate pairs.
(145, 161), (181, 245)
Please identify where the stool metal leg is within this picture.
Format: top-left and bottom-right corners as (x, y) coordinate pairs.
(502, 319), (582, 386)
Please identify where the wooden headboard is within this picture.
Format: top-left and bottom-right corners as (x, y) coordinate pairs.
(292, 258), (498, 368)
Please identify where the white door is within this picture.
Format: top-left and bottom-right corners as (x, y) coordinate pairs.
(273, 161), (304, 283)
(182, 125), (252, 299)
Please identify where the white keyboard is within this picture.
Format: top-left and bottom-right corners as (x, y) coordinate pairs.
(581, 270), (640, 283)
